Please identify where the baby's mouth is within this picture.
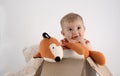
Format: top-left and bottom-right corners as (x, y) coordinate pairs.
(71, 36), (79, 40)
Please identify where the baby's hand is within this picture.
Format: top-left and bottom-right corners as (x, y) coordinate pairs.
(61, 38), (69, 46)
(79, 38), (85, 44)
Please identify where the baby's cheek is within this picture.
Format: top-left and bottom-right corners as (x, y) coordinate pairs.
(79, 32), (84, 37)
(81, 30), (85, 35)
(66, 36), (72, 41)
(65, 33), (72, 38)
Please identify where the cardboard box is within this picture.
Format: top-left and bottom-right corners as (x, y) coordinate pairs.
(87, 57), (112, 76)
(34, 58), (96, 76)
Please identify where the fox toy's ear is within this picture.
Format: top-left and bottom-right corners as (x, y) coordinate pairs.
(42, 32), (51, 38)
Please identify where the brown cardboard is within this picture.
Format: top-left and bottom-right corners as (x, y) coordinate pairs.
(34, 58), (96, 76)
(87, 57), (112, 76)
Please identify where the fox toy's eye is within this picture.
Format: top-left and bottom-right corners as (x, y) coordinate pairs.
(52, 47), (55, 49)
(49, 43), (58, 57)
(49, 44), (56, 51)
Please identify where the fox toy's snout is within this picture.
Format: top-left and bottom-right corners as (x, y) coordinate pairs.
(48, 42), (63, 62)
(55, 56), (61, 62)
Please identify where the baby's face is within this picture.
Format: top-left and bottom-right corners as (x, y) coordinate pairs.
(61, 19), (85, 43)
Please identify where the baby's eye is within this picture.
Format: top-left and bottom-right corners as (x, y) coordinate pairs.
(68, 28), (72, 31)
(77, 27), (81, 30)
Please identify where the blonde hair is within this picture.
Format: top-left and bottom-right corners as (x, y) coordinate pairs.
(60, 12), (84, 29)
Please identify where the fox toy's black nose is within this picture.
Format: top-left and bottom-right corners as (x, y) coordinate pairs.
(55, 56), (60, 62)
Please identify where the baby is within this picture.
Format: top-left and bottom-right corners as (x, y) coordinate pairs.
(60, 12), (106, 65)
(60, 12), (91, 50)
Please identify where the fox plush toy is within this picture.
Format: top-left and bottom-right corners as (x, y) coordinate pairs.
(34, 32), (63, 62)
(34, 32), (105, 65)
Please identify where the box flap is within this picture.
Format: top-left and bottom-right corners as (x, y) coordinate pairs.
(87, 57), (112, 76)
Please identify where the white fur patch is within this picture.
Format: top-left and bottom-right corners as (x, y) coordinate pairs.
(44, 58), (56, 62)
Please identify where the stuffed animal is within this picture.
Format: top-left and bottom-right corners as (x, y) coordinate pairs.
(33, 32), (63, 62)
(23, 45), (39, 62)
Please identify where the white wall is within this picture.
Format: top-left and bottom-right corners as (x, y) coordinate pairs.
(0, 0), (120, 76)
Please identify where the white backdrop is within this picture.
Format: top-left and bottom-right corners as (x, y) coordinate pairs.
(0, 0), (120, 76)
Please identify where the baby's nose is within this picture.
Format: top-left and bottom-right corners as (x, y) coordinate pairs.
(72, 31), (79, 35)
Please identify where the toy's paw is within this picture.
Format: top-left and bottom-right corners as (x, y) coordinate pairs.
(33, 52), (41, 59)
(89, 51), (106, 65)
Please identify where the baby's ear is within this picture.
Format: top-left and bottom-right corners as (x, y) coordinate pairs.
(61, 30), (64, 36)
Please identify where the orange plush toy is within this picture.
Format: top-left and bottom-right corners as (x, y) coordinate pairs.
(34, 32), (63, 62)
(62, 42), (106, 65)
